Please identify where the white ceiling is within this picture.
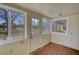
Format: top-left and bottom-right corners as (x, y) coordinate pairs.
(17, 3), (79, 18)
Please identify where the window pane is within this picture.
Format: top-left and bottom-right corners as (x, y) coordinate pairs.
(32, 18), (35, 32)
(10, 10), (25, 37)
(52, 19), (67, 33)
(42, 19), (49, 33)
(59, 20), (67, 33)
(42, 20), (45, 32)
(32, 18), (40, 34)
(0, 8), (8, 40)
(52, 21), (59, 32)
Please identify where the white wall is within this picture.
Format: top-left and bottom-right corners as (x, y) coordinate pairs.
(51, 14), (79, 50)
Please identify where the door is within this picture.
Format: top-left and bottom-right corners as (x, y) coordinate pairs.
(30, 17), (41, 52)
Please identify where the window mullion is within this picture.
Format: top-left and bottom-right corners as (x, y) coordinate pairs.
(8, 10), (12, 40)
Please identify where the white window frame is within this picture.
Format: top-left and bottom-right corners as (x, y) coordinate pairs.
(52, 18), (69, 35)
(0, 4), (27, 45)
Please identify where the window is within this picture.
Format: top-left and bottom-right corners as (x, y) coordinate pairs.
(10, 10), (25, 38)
(0, 8), (8, 40)
(52, 18), (68, 34)
(0, 6), (27, 45)
(32, 17), (40, 34)
(42, 18), (49, 34)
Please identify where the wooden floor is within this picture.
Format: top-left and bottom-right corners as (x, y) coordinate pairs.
(31, 42), (79, 55)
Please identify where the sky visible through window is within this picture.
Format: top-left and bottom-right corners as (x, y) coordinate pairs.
(0, 8), (7, 25)
(0, 11), (24, 25)
(13, 16), (24, 25)
(0, 18), (6, 25)
(10, 10), (24, 26)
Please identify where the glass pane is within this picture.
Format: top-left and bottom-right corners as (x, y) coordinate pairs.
(52, 21), (58, 32)
(32, 18), (35, 33)
(35, 19), (39, 33)
(59, 20), (67, 33)
(0, 8), (8, 40)
(10, 10), (25, 37)
(42, 19), (49, 32)
(52, 19), (67, 33)
(32, 18), (39, 34)
(45, 20), (49, 32)
(42, 20), (46, 32)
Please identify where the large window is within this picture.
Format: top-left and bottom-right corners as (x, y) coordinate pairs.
(52, 18), (68, 34)
(10, 10), (25, 38)
(0, 6), (26, 45)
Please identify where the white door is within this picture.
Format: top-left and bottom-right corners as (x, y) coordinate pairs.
(30, 17), (41, 52)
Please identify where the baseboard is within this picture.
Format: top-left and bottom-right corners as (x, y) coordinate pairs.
(40, 42), (50, 48)
(51, 41), (79, 51)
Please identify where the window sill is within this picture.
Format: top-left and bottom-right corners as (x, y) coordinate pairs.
(0, 36), (26, 46)
(42, 32), (50, 35)
(52, 32), (68, 35)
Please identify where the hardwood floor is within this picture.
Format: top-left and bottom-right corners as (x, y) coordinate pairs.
(31, 42), (79, 55)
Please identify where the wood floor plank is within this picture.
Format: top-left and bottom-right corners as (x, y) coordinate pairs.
(31, 42), (79, 55)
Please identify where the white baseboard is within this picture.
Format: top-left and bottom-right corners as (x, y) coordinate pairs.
(51, 41), (79, 51)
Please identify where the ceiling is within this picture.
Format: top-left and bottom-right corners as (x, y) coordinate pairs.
(17, 3), (79, 18)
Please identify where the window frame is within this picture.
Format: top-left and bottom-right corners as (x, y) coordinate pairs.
(0, 4), (27, 45)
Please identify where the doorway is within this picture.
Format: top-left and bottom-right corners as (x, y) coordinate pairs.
(30, 17), (41, 52)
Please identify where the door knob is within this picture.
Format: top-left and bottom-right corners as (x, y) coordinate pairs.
(30, 37), (32, 38)
(30, 34), (32, 35)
